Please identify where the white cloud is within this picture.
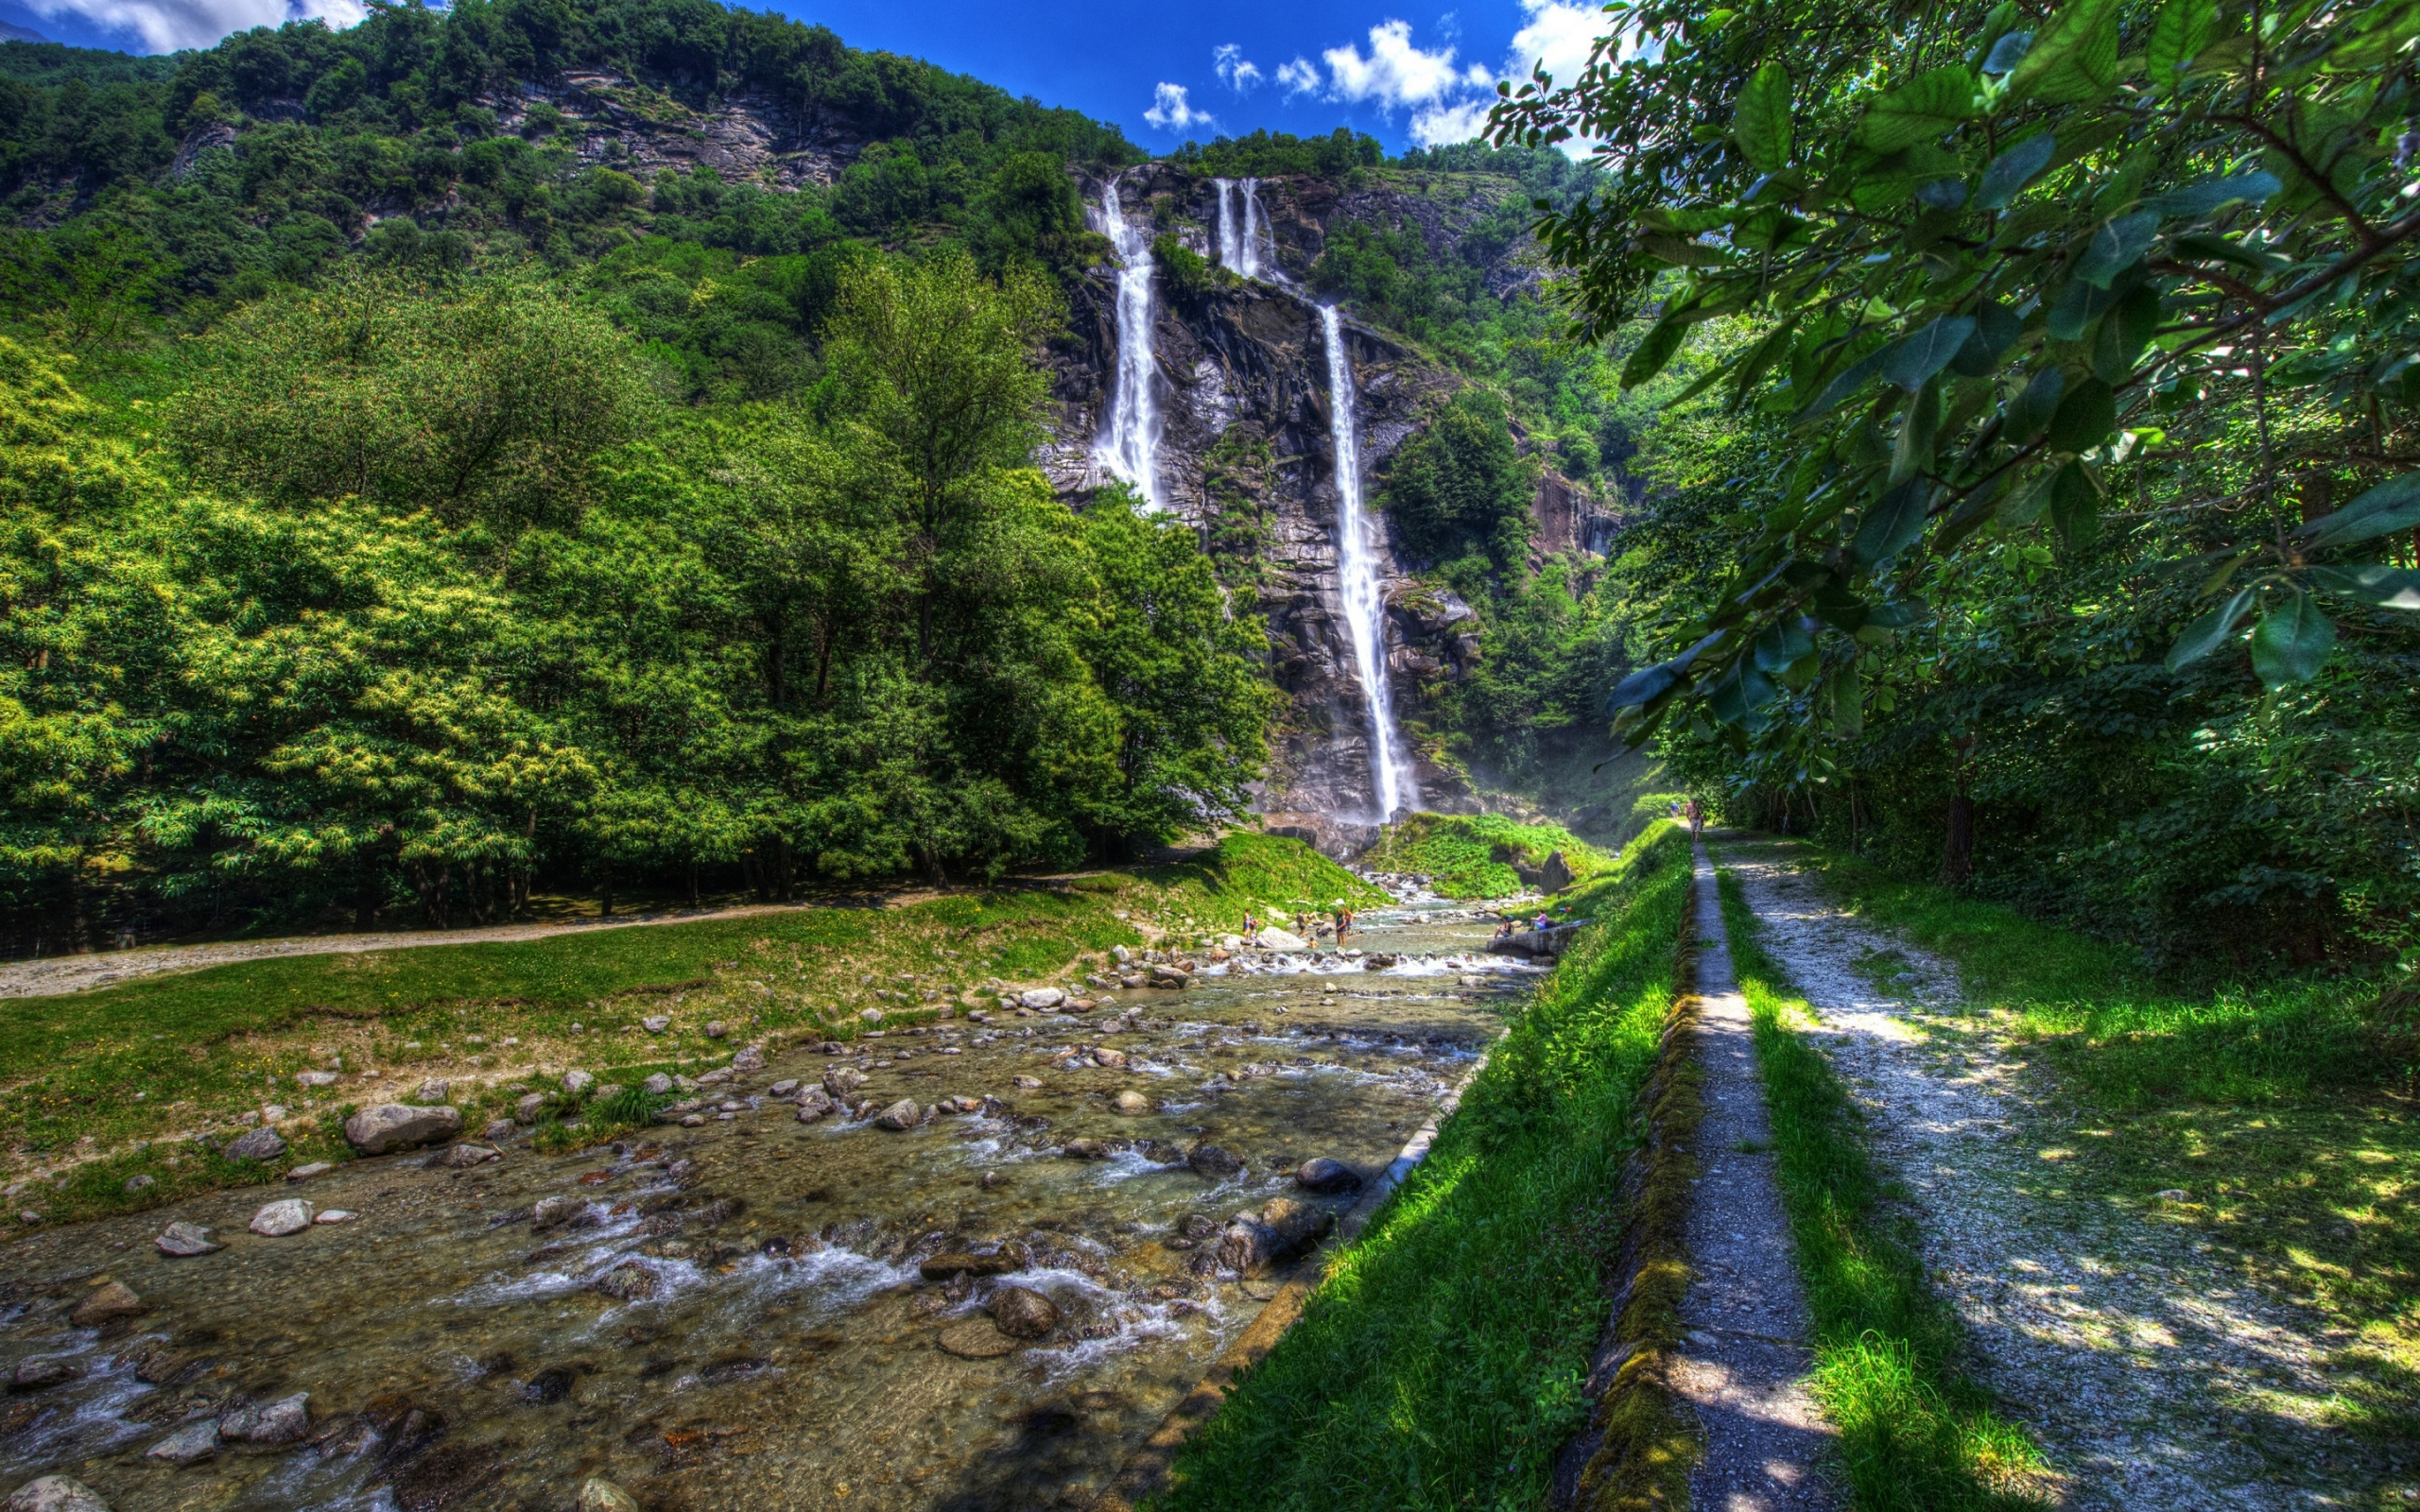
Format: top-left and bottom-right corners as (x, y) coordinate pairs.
(1276, 57), (1322, 95)
(1213, 43), (1263, 94)
(1410, 99), (1492, 146)
(1506, 0), (1611, 87)
(1322, 19), (1464, 110)
(26, 0), (363, 55)
(1143, 81), (1218, 133)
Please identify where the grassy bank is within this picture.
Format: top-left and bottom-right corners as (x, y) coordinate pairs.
(1737, 839), (2418, 1452)
(1360, 812), (1610, 899)
(1156, 822), (1691, 1512)
(2, 834), (1381, 1225)
(1716, 872), (2046, 1510)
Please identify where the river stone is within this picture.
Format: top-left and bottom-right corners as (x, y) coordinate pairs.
(640, 1073), (674, 1097)
(155, 1222), (220, 1258)
(1295, 1158), (1361, 1194)
(123, 1176), (154, 1194)
(69, 1281), (144, 1327)
(222, 1126), (286, 1163)
(531, 1195), (586, 1230)
(920, 1251), (1018, 1280)
(794, 1089), (835, 1123)
(872, 1099), (924, 1131)
(1186, 1143), (1244, 1179)
(986, 1285), (1059, 1339)
(643, 1016), (671, 1034)
(1541, 850), (1574, 892)
(344, 1104), (461, 1156)
(1063, 1139), (1111, 1160)
(1256, 928), (1307, 951)
(562, 1070), (595, 1097)
(515, 1093), (546, 1124)
(595, 1263), (657, 1302)
(5, 1475), (111, 1512)
(575, 1479), (641, 1512)
(703, 1021), (728, 1040)
(294, 1070), (340, 1089)
(412, 1078), (451, 1104)
(1018, 988), (1065, 1010)
(936, 1320), (1020, 1359)
(731, 1044), (766, 1072)
(219, 1392), (309, 1445)
(1092, 1047), (1129, 1070)
(1112, 1091), (1151, 1115)
(249, 1200), (314, 1237)
(482, 1119), (518, 1142)
(286, 1161), (334, 1182)
(315, 1210), (355, 1223)
(1012, 1075), (1044, 1089)
(9, 1358), (71, 1391)
(822, 1066), (867, 1098)
(437, 1143), (498, 1169)
(146, 1418), (220, 1464)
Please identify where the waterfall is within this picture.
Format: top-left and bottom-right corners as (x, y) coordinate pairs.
(1090, 177), (1162, 510)
(1211, 176), (1271, 282)
(1319, 303), (1420, 823)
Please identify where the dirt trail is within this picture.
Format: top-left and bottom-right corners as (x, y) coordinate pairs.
(1716, 836), (2362, 1511)
(1673, 840), (1838, 1508)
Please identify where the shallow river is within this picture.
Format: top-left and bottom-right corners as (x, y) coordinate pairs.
(1, 903), (1537, 1511)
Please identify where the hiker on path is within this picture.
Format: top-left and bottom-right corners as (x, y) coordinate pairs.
(1685, 798), (1704, 839)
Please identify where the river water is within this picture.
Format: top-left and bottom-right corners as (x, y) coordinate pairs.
(0, 903), (1536, 1511)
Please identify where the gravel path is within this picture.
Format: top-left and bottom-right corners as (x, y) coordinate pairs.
(1716, 836), (2362, 1511)
(1674, 840), (1838, 1510)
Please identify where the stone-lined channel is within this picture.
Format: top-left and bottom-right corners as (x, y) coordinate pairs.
(1, 902), (1536, 1511)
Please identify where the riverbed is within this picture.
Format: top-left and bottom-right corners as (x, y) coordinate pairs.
(1, 902), (1536, 1511)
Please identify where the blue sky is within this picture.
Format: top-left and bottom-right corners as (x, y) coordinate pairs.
(0, 0), (1612, 154)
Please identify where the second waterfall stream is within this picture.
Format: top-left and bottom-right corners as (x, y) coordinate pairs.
(1320, 304), (1421, 823)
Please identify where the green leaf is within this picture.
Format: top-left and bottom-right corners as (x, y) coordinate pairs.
(1754, 621), (1815, 674)
(2141, 171), (2281, 219)
(2048, 376), (2114, 453)
(1950, 302), (2022, 377)
(2006, 0), (2124, 104)
(1882, 316), (1978, 392)
(1975, 132), (2056, 209)
(1853, 476), (1934, 564)
(2146, 0), (2217, 91)
(1980, 29), (2033, 74)
(2048, 462), (2100, 550)
(2006, 368), (2065, 441)
(2048, 273), (2136, 340)
(2249, 593), (2336, 687)
(1734, 61), (1793, 172)
(2296, 470), (2420, 549)
(2075, 211), (2160, 288)
(2308, 564), (2420, 611)
(1829, 662), (1864, 737)
(1801, 346), (1889, 418)
(2163, 586), (2255, 669)
(1608, 630), (1723, 711)
(2170, 232), (2292, 273)
(1620, 305), (1694, 388)
(1859, 66), (1979, 151)
(2001, 468), (2058, 526)
(1891, 379), (1942, 484)
(2090, 284), (2162, 383)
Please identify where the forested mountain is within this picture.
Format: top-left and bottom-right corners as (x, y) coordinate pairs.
(0, 1), (1633, 953)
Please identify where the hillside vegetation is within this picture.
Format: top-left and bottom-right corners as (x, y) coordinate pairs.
(1361, 813), (1608, 899)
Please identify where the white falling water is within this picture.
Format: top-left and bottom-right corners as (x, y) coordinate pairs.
(1090, 177), (1162, 510)
(1214, 178), (1239, 271)
(1239, 178), (1270, 282)
(1211, 177), (1272, 282)
(1319, 303), (1420, 823)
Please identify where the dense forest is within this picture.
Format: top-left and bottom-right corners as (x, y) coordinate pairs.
(1497, 0), (2420, 973)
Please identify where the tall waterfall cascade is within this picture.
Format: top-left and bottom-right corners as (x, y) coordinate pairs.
(1319, 304), (1421, 823)
(1090, 178), (1162, 510)
(1211, 177), (1271, 282)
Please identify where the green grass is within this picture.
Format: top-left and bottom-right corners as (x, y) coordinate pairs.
(1156, 823), (1692, 1512)
(2, 833), (1378, 1225)
(1734, 838), (2420, 1461)
(1717, 871), (2048, 1510)
(1360, 812), (1611, 899)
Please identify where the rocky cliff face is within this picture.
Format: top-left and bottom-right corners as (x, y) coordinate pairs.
(1043, 165), (1618, 850)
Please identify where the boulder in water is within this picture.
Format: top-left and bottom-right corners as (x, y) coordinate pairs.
(435, 1143), (498, 1169)
(219, 1392), (310, 1445)
(1294, 1158), (1361, 1194)
(1092, 1047), (1129, 1069)
(530, 1195), (586, 1230)
(146, 1419), (220, 1465)
(1255, 927), (1307, 950)
(1186, 1143), (1244, 1179)
(594, 1263), (658, 1303)
(920, 1251), (1018, 1280)
(249, 1200), (314, 1237)
(1113, 1090), (1151, 1114)
(6, 1476), (111, 1512)
(155, 1222), (220, 1258)
(9, 1358), (71, 1391)
(344, 1104), (461, 1156)
(730, 1044), (765, 1071)
(70, 1280), (145, 1327)
(794, 1088), (836, 1122)
(822, 1066), (867, 1098)
(1062, 1138), (1111, 1160)
(872, 1099), (924, 1130)
(986, 1285), (1059, 1339)
(576, 1479), (640, 1512)
(1018, 988), (1065, 1010)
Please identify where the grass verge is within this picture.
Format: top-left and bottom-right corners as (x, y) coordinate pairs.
(2, 833), (1380, 1226)
(1715, 869), (2048, 1509)
(1361, 812), (1611, 899)
(1154, 822), (1692, 1512)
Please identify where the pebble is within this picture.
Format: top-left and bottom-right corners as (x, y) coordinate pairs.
(316, 1210), (355, 1224)
(295, 1070), (340, 1088)
(576, 1479), (641, 1512)
(643, 1016), (671, 1034)
(769, 1079), (798, 1097)
(146, 1418), (220, 1465)
(122, 1175), (155, 1194)
(703, 1021), (728, 1040)
(562, 1070), (595, 1097)
(70, 1280), (145, 1327)
(1092, 1047), (1129, 1069)
(872, 1099), (924, 1130)
(412, 1078), (451, 1105)
(219, 1392), (310, 1445)
(642, 1074), (675, 1096)
(794, 1089), (836, 1123)
(155, 1222), (220, 1258)
(1012, 1075), (1044, 1090)
(516, 1093), (547, 1123)
(5, 1475), (112, 1512)
(436, 1143), (499, 1169)
(1187, 1143), (1245, 1179)
(250, 1200), (314, 1237)
(1113, 1091), (1151, 1114)
(595, 1263), (657, 1302)
(9, 1358), (72, 1390)
(531, 1195), (587, 1230)
(222, 1126), (286, 1163)
(822, 1067), (867, 1098)
(1063, 1139), (1111, 1160)
(482, 1119), (518, 1142)
(730, 1044), (765, 1071)
(285, 1162), (334, 1182)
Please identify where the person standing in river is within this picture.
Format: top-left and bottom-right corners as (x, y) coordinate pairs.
(1335, 906), (1353, 946)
